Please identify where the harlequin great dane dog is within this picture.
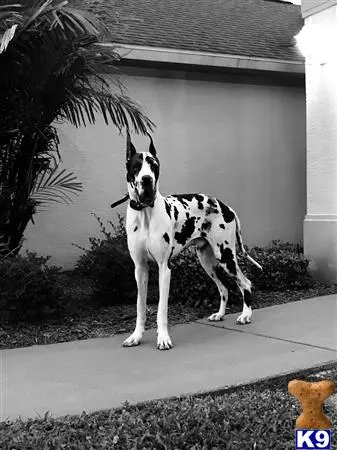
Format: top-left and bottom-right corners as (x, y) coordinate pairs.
(122, 132), (262, 350)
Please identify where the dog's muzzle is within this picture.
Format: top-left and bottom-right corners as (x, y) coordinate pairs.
(138, 176), (156, 206)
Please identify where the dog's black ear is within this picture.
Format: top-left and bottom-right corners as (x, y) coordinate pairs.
(146, 131), (157, 158)
(126, 130), (136, 161)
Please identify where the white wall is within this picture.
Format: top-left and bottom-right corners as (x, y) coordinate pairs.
(302, 2), (337, 282)
(23, 68), (306, 269)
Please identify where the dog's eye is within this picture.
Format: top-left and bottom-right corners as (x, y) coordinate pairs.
(133, 163), (142, 172)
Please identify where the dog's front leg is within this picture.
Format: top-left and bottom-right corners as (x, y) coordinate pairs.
(157, 262), (173, 350)
(123, 262), (148, 347)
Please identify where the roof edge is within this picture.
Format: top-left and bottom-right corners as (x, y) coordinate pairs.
(100, 43), (305, 74)
(301, 0), (337, 19)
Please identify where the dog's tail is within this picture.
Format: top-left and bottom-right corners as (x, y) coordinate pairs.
(234, 213), (262, 270)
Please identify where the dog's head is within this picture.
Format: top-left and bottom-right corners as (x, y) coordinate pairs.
(126, 131), (160, 207)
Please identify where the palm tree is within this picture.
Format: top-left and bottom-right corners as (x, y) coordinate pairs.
(0, 0), (154, 256)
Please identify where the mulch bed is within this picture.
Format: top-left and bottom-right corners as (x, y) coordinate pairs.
(0, 277), (336, 350)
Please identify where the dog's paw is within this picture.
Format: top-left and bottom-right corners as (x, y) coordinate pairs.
(157, 333), (173, 350)
(236, 309), (252, 325)
(236, 315), (251, 325)
(122, 333), (142, 347)
(208, 312), (225, 322)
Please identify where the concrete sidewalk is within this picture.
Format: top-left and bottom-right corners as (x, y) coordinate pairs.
(0, 294), (336, 421)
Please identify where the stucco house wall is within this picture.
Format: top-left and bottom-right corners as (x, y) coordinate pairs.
(23, 67), (306, 269)
(301, 0), (337, 282)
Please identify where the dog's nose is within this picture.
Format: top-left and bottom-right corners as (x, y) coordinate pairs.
(141, 175), (153, 184)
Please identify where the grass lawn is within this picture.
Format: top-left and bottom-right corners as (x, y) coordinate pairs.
(1, 364), (336, 449)
(0, 272), (336, 350)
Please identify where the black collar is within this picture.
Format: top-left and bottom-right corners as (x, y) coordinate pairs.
(110, 194), (155, 211)
(130, 199), (154, 210)
(110, 194), (129, 209)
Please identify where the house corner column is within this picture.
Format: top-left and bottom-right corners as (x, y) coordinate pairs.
(301, 0), (337, 282)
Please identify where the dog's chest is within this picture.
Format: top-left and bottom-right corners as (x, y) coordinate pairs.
(126, 203), (172, 252)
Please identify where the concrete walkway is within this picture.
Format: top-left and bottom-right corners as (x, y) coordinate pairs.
(0, 294), (336, 421)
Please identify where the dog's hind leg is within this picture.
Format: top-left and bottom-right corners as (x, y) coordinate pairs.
(196, 243), (229, 322)
(123, 262), (149, 347)
(210, 234), (254, 325)
(235, 267), (253, 325)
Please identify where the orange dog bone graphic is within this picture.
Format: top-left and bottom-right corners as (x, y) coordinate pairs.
(288, 379), (336, 429)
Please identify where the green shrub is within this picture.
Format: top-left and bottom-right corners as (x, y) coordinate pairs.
(0, 251), (69, 324)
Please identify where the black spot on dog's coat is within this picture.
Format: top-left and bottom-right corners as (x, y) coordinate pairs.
(205, 197), (218, 215)
(201, 220), (212, 232)
(163, 233), (170, 244)
(244, 289), (251, 307)
(218, 200), (235, 223)
(208, 198), (217, 208)
(173, 194), (192, 208)
(200, 231), (207, 238)
(168, 247), (174, 269)
(145, 155), (160, 180)
(219, 224), (225, 229)
(213, 265), (237, 290)
(206, 207), (219, 215)
(175, 216), (196, 246)
(174, 194), (194, 202)
(134, 226), (138, 232)
(164, 200), (171, 218)
(173, 206), (179, 221)
(219, 244), (237, 275)
(127, 153), (143, 183)
(195, 194), (204, 210)
(173, 193), (205, 210)
(214, 265), (230, 288)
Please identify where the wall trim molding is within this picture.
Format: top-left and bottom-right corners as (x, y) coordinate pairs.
(98, 43), (305, 74)
(305, 214), (337, 221)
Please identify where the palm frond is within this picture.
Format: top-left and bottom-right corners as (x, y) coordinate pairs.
(0, 23), (17, 53)
(57, 88), (155, 133)
(0, 0), (155, 254)
(0, 0), (101, 59)
(23, 0), (57, 30)
(0, 233), (10, 258)
(30, 166), (83, 207)
(57, 7), (102, 36)
(0, 3), (21, 54)
(20, 0), (101, 36)
(0, 4), (21, 24)
(0, 1), (155, 135)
